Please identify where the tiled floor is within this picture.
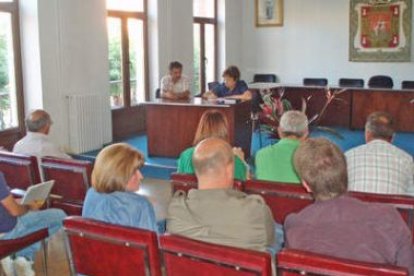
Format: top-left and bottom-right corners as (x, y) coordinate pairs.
(31, 178), (172, 276)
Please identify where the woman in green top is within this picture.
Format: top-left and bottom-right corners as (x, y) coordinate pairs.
(177, 109), (249, 180)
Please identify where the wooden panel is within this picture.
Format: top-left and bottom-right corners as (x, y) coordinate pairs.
(0, 128), (24, 151)
(112, 105), (146, 141)
(283, 86), (351, 128)
(145, 99), (251, 158)
(351, 89), (414, 132)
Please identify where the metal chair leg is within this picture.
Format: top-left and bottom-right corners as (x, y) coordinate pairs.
(41, 239), (48, 276)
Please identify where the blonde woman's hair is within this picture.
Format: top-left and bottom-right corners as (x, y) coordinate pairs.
(193, 109), (229, 145)
(92, 143), (144, 193)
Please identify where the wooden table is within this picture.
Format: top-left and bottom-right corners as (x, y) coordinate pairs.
(249, 84), (414, 132)
(144, 98), (252, 158)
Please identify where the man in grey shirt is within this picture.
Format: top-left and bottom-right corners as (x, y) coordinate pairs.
(167, 137), (275, 252)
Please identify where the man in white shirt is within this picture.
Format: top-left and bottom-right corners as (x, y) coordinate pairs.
(160, 61), (190, 100)
(13, 109), (71, 159)
(345, 111), (414, 195)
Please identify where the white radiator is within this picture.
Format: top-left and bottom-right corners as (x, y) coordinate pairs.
(67, 94), (105, 154)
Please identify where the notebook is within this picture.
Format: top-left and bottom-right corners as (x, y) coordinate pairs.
(21, 180), (55, 205)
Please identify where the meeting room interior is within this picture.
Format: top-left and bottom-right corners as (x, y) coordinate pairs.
(0, 0), (414, 275)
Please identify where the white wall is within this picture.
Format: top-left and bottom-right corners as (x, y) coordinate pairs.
(20, 0), (112, 153)
(240, 0), (414, 88)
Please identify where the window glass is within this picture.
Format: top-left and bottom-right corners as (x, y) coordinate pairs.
(106, 0), (143, 12)
(193, 0), (215, 18)
(128, 19), (145, 105)
(107, 17), (124, 108)
(0, 12), (18, 130)
(205, 24), (215, 90)
(193, 24), (201, 94)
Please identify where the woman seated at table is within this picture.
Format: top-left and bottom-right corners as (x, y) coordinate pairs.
(82, 143), (161, 233)
(204, 65), (252, 101)
(177, 109), (249, 180)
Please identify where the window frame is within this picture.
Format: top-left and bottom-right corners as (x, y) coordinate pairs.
(107, 0), (149, 108)
(193, 0), (218, 94)
(0, 0), (25, 147)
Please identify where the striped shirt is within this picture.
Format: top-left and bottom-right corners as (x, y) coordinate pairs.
(345, 140), (414, 196)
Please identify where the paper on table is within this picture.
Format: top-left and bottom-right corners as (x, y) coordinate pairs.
(21, 180), (55, 205)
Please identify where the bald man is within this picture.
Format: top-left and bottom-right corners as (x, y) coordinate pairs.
(167, 138), (275, 252)
(13, 109), (71, 159)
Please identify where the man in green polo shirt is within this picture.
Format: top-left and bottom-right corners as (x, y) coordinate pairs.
(255, 110), (308, 184)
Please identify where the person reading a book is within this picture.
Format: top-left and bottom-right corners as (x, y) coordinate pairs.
(203, 66), (252, 101)
(82, 143), (161, 233)
(0, 172), (66, 275)
(177, 109), (249, 181)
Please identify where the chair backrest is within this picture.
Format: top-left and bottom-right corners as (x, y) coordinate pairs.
(155, 88), (161, 98)
(160, 234), (272, 276)
(303, 78), (328, 86)
(208, 81), (220, 91)
(401, 80), (414, 90)
(0, 151), (41, 190)
(64, 216), (162, 276)
(349, 191), (414, 243)
(368, 75), (393, 89)
(243, 180), (313, 224)
(276, 248), (408, 276)
(253, 74), (277, 83)
(41, 157), (93, 215)
(170, 173), (243, 194)
(338, 78), (364, 88)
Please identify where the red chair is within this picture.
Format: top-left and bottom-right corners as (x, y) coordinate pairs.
(277, 248), (408, 276)
(40, 157), (93, 215)
(349, 191), (414, 243)
(160, 234), (272, 276)
(170, 173), (243, 194)
(0, 228), (49, 275)
(0, 151), (41, 190)
(243, 179), (313, 224)
(63, 216), (161, 276)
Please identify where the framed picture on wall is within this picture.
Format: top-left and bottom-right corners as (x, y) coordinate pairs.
(255, 0), (283, 27)
(349, 0), (412, 62)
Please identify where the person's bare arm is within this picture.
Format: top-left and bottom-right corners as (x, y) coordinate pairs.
(225, 90), (252, 101)
(1, 195), (43, 217)
(175, 91), (190, 100)
(161, 90), (179, 100)
(202, 91), (218, 99)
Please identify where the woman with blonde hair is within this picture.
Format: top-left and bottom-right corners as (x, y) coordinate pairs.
(177, 109), (249, 180)
(82, 143), (158, 232)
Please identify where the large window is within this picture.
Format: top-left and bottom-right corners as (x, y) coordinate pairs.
(0, 0), (24, 147)
(107, 0), (148, 108)
(193, 0), (217, 94)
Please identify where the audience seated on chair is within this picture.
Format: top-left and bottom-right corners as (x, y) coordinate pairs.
(160, 61), (190, 100)
(255, 111), (308, 184)
(167, 138), (275, 252)
(345, 112), (414, 195)
(177, 109), (249, 181)
(82, 143), (161, 233)
(284, 138), (414, 274)
(0, 172), (66, 275)
(13, 109), (71, 159)
(203, 65), (252, 101)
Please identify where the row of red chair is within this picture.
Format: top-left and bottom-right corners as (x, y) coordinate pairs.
(63, 216), (408, 276)
(171, 173), (414, 243)
(64, 217), (408, 276)
(0, 151), (92, 215)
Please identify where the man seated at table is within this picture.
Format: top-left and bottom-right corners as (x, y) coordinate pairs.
(13, 109), (72, 159)
(167, 137), (275, 252)
(255, 110), (308, 184)
(285, 138), (414, 274)
(203, 65), (252, 101)
(345, 111), (414, 195)
(160, 61), (190, 100)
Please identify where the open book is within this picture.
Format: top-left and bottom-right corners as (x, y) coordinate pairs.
(21, 180), (55, 205)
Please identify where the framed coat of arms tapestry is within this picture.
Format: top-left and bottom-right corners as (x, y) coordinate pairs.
(350, 0), (412, 62)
